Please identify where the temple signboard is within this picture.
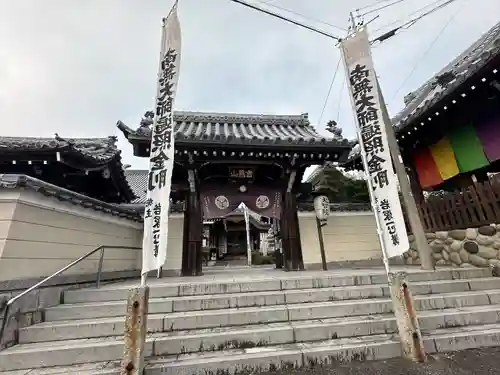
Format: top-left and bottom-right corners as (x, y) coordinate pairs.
(340, 27), (409, 258)
(229, 167), (254, 180)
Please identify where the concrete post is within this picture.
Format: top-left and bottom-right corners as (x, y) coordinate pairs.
(121, 286), (149, 375)
(389, 272), (426, 362)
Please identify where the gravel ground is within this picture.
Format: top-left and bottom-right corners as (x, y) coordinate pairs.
(262, 348), (500, 375)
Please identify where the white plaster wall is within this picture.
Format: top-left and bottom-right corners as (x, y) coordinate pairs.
(298, 211), (383, 267)
(0, 189), (144, 281)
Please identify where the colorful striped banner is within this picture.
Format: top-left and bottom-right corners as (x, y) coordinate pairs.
(413, 120), (493, 188)
(475, 116), (500, 162)
(413, 148), (444, 188)
(429, 137), (460, 180)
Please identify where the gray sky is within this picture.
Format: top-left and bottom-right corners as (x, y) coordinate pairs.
(1, 0), (499, 172)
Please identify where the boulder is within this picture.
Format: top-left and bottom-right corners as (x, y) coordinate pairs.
(477, 234), (494, 246)
(489, 259), (500, 267)
(478, 225), (497, 236)
(460, 263), (473, 268)
(448, 230), (466, 241)
(494, 241), (500, 250)
(469, 254), (489, 267)
(408, 235), (415, 242)
(450, 252), (462, 265)
(463, 241), (479, 254)
(449, 240), (463, 253)
(442, 250), (450, 261)
(426, 232), (436, 240)
(436, 259), (447, 266)
(466, 228), (478, 240)
(459, 249), (470, 263)
(433, 252), (443, 260)
(435, 231), (448, 241)
(477, 246), (498, 260)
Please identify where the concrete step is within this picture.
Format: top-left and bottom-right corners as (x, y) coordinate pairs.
(43, 277), (500, 321)
(11, 322), (500, 375)
(22, 289), (500, 345)
(7, 304), (500, 371)
(143, 323), (500, 375)
(62, 268), (493, 304)
(0, 361), (121, 375)
(41, 287), (500, 326)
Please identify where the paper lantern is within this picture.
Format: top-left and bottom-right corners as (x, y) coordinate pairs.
(313, 195), (330, 221)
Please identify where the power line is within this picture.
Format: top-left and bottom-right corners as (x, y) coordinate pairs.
(372, 0), (444, 33)
(359, 0), (407, 17)
(335, 70), (345, 122)
(255, 0), (347, 31)
(390, 0), (464, 101)
(356, 0), (401, 12)
(318, 55), (342, 128)
(228, 0), (341, 41)
(370, 0), (460, 44)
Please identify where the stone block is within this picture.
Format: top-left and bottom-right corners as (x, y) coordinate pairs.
(45, 300), (130, 321)
(0, 338), (154, 372)
(153, 325), (294, 356)
(300, 338), (401, 366)
(287, 300), (393, 321)
(19, 315), (164, 343)
(163, 306), (288, 331)
(145, 346), (304, 375)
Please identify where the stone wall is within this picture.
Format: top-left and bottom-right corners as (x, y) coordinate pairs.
(405, 224), (500, 268)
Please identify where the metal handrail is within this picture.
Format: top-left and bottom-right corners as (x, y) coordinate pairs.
(0, 245), (141, 348)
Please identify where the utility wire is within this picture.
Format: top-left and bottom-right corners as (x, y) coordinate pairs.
(370, 0), (460, 44)
(372, 0), (444, 33)
(356, 0), (401, 12)
(228, 0), (341, 41)
(335, 71), (345, 122)
(390, 0), (464, 101)
(255, 0), (347, 31)
(359, 0), (407, 17)
(318, 55), (342, 128)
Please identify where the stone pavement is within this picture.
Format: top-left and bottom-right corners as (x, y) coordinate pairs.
(262, 347), (500, 375)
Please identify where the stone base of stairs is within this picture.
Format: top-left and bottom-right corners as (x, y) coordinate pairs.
(3, 267), (500, 374)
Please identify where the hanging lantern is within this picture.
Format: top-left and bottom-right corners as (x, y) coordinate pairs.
(313, 195), (330, 221)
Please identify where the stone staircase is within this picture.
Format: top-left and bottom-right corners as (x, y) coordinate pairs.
(3, 267), (500, 374)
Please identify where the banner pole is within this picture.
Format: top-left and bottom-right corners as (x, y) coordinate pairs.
(339, 43), (391, 279)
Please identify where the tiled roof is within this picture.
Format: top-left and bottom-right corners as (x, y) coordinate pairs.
(0, 174), (141, 221)
(345, 21), (500, 164)
(392, 21), (500, 130)
(118, 111), (349, 149)
(0, 135), (120, 164)
(0, 135), (136, 202)
(124, 169), (149, 204)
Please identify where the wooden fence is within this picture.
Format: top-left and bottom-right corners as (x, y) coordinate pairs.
(416, 180), (500, 232)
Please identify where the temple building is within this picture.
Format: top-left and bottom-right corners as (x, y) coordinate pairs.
(0, 110), (388, 284)
(343, 21), (500, 197)
(117, 110), (352, 275)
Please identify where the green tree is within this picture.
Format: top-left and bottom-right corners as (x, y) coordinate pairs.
(314, 166), (369, 203)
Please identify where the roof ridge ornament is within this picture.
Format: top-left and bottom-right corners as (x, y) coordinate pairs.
(325, 120), (343, 141)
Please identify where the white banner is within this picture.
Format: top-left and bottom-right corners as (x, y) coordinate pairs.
(340, 27), (409, 258)
(142, 3), (182, 275)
